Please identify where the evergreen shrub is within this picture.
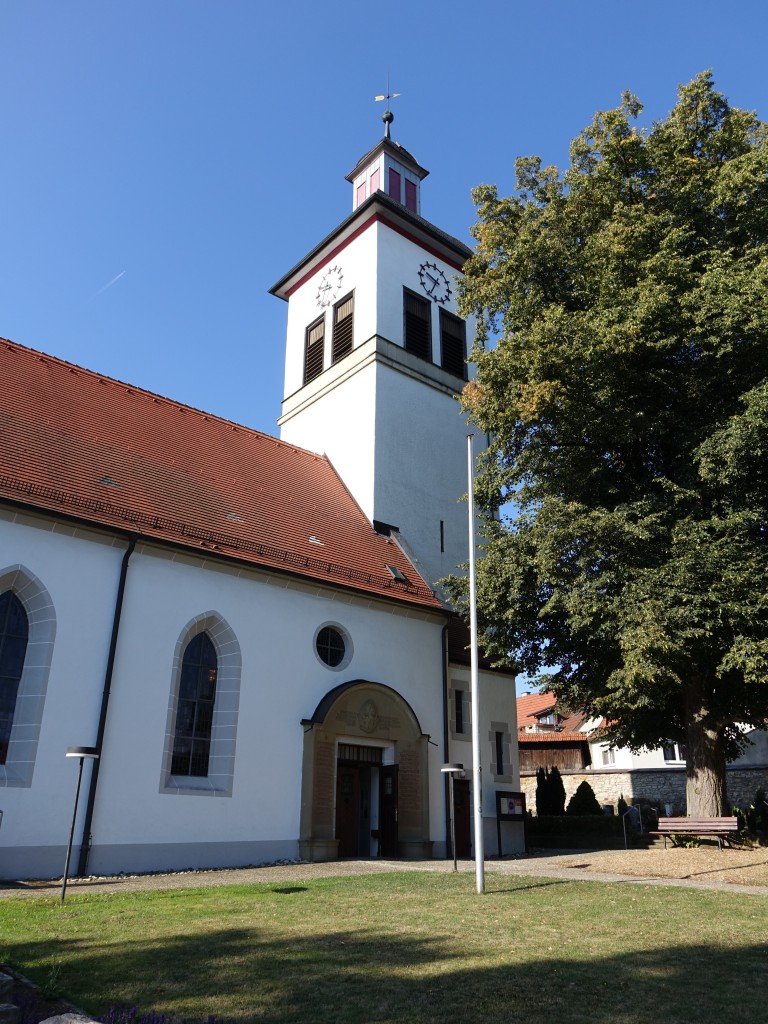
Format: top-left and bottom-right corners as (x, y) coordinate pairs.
(548, 766), (566, 815)
(535, 765), (567, 815)
(566, 781), (603, 816)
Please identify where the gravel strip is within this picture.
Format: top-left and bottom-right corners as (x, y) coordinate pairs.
(2, 847), (767, 898)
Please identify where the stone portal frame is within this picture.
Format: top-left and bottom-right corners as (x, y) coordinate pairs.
(299, 679), (432, 861)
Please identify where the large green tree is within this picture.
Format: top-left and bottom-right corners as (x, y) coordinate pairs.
(455, 73), (768, 815)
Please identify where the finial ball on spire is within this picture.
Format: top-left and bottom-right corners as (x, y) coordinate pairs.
(375, 80), (400, 140)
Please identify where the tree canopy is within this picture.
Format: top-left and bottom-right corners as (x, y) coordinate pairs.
(454, 73), (768, 815)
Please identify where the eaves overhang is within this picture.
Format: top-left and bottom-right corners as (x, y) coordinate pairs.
(345, 137), (429, 183)
(269, 191), (472, 301)
(0, 490), (446, 614)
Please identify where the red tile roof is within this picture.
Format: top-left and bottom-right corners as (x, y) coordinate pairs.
(517, 732), (590, 744)
(516, 692), (589, 734)
(516, 692), (557, 724)
(559, 711), (589, 733)
(0, 337), (441, 610)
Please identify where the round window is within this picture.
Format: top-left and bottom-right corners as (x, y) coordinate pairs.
(316, 625), (346, 667)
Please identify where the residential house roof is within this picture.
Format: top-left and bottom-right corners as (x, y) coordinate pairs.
(516, 691), (557, 725)
(0, 337), (442, 610)
(516, 691), (589, 734)
(517, 732), (590, 744)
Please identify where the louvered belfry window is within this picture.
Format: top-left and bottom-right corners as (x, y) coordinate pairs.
(404, 288), (431, 361)
(0, 591), (28, 765)
(440, 308), (467, 379)
(304, 316), (325, 384)
(332, 293), (354, 363)
(172, 631), (218, 777)
(388, 167), (401, 202)
(405, 178), (417, 212)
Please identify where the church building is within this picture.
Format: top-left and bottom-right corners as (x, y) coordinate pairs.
(0, 123), (521, 879)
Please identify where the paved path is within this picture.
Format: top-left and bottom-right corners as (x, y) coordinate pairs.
(1, 852), (766, 898)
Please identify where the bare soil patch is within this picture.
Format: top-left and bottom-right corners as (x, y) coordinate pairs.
(553, 843), (768, 886)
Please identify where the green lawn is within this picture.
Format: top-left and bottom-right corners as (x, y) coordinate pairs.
(1, 872), (765, 1023)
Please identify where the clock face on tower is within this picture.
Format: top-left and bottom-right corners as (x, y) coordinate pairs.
(418, 261), (451, 304)
(316, 265), (343, 308)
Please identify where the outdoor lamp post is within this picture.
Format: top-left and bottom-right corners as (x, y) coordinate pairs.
(441, 763), (464, 872)
(61, 746), (99, 903)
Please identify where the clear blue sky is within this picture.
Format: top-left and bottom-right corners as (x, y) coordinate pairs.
(2, 1), (767, 435)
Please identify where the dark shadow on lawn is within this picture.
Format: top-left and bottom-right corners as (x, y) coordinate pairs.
(6, 921), (767, 1024)
(484, 879), (569, 895)
(684, 859), (768, 879)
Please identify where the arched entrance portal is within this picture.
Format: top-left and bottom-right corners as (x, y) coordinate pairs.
(299, 680), (432, 862)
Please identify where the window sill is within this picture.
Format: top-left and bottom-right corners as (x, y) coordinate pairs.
(161, 775), (232, 797)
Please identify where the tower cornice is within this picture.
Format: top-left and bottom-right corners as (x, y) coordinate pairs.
(270, 191), (471, 301)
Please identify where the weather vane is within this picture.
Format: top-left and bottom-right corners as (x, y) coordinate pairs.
(375, 75), (400, 139)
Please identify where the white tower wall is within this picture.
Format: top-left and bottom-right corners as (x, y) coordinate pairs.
(280, 348), (379, 524)
(275, 140), (477, 591)
(373, 361), (470, 586)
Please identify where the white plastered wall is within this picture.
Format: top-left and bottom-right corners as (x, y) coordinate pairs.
(281, 351), (379, 524)
(0, 510), (128, 859)
(447, 664), (524, 856)
(372, 361), (471, 587)
(0, 510), (448, 877)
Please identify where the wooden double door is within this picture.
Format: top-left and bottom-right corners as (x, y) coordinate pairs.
(335, 762), (398, 857)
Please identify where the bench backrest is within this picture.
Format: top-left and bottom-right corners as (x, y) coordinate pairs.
(657, 816), (738, 831)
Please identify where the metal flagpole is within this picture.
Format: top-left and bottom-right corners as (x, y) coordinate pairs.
(467, 433), (485, 894)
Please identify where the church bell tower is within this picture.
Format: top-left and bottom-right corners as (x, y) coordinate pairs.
(271, 113), (475, 591)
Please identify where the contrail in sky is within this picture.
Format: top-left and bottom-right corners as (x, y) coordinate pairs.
(92, 270), (125, 298)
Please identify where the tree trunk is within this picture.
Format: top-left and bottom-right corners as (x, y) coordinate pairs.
(684, 676), (728, 816)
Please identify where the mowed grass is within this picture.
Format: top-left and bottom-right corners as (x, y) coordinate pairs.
(1, 872), (766, 1023)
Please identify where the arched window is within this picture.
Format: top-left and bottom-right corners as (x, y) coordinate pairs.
(171, 631), (218, 777)
(161, 611), (241, 796)
(0, 591), (29, 765)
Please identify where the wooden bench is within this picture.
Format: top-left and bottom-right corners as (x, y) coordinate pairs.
(651, 816), (739, 851)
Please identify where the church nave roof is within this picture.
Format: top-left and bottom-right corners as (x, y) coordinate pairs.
(1, 336), (441, 610)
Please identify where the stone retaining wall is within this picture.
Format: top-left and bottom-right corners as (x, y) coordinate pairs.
(520, 765), (768, 815)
